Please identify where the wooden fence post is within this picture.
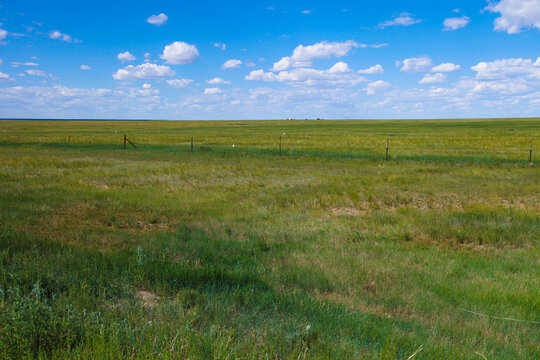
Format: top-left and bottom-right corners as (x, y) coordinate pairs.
(385, 137), (389, 160)
(124, 136), (137, 149)
(191, 135), (194, 152)
(530, 137), (533, 162)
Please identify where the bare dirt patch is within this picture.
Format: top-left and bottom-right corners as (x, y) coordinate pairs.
(332, 206), (360, 216)
(136, 290), (159, 309)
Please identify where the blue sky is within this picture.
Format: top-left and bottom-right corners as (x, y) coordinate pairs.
(0, 0), (539, 119)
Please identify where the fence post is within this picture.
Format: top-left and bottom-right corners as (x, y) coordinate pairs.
(191, 135), (194, 152)
(279, 135), (282, 155)
(385, 137), (389, 160)
(124, 135), (126, 149)
(530, 137), (533, 162)
(68, 136), (71, 144)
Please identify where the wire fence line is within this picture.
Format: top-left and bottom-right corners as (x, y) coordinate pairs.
(0, 133), (538, 164)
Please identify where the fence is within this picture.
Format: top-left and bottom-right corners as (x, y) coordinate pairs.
(0, 132), (537, 164)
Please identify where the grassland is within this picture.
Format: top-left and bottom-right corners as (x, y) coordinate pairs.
(0, 118), (539, 359)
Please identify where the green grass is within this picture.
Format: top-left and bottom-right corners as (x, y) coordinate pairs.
(0, 118), (539, 359)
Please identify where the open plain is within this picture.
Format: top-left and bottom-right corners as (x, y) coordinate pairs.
(0, 118), (539, 359)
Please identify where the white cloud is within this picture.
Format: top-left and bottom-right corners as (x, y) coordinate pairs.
(25, 69), (47, 76)
(419, 73), (447, 84)
(0, 28), (7, 41)
(358, 64), (384, 74)
(379, 12), (422, 28)
(485, 0), (540, 34)
(80, 65), (91, 70)
(0, 72), (12, 82)
(136, 88), (159, 96)
(49, 30), (75, 42)
(10, 62), (38, 67)
(146, 13), (168, 26)
(431, 63), (462, 72)
(458, 78), (531, 95)
(166, 78), (194, 88)
(160, 42), (199, 64)
(471, 57), (540, 80)
(142, 83), (151, 89)
(366, 80), (391, 95)
(301, 10), (312, 14)
(207, 77), (231, 84)
(246, 62), (256, 68)
(222, 59), (242, 69)
(271, 40), (360, 71)
(398, 56), (433, 73)
(246, 62), (368, 87)
(204, 87), (223, 95)
(443, 16), (470, 31)
(0, 85), (167, 119)
(271, 57), (294, 71)
(117, 51), (136, 62)
(214, 43), (226, 50)
(113, 63), (175, 80)
(291, 40), (358, 62)
(2, 67), (538, 120)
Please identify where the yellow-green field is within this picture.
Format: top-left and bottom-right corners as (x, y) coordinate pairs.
(0, 119), (539, 359)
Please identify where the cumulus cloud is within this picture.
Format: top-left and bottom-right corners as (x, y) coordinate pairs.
(398, 56), (433, 73)
(113, 63), (175, 80)
(432, 63), (462, 72)
(204, 87), (223, 95)
(379, 12), (422, 28)
(80, 65), (91, 70)
(160, 42), (199, 64)
(358, 64), (384, 74)
(207, 77), (231, 84)
(443, 16), (470, 30)
(419, 73), (447, 84)
(471, 57), (540, 80)
(292, 40), (358, 62)
(485, 0), (540, 34)
(166, 78), (194, 88)
(246, 62), (368, 87)
(49, 30), (76, 42)
(271, 57), (294, 71)
(214, 43), (226, 50)
(222, 59), (242, 69)
(271, 40), (360, 71)
(301, 10), (312, 14)
(117, 51), (136, 62)
(0, 28), (7, 41)
(146, 13), (168, 26)
(366, 80), (391, 95)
